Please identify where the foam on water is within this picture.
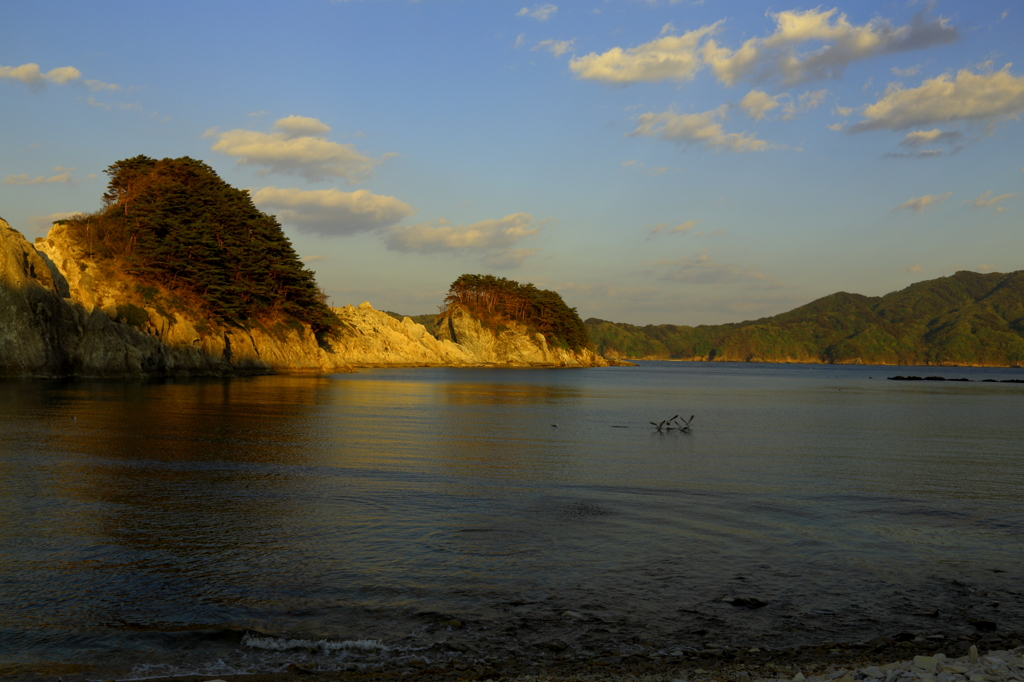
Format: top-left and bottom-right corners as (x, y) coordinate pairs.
(241, 633), (388, 653)
(120, 635), (394, 680)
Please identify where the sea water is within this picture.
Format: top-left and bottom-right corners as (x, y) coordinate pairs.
(1, 362), (1022, 678)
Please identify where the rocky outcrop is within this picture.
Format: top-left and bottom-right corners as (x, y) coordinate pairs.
(329, 302), (480, 366)
(1, 219), (351, 378)
(2, 218), (610, 377)
(435, 303), (608, 367)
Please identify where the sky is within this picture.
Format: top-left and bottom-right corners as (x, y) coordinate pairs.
(1, 0), (1022, 325)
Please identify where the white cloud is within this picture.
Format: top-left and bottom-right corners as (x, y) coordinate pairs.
(851, 65), (1024, 132)
(891, 192), (952, 213)
(630, 105), (776, 152)
(4, 168), (75, 185)
(517, 4), (557, 20)
(83, 79), (119, 92)
(570, 23), (721, 84)
(571, 8), (955, 88)
(273, 115), (332, 136)
(702, 8), (957, 87)
(0, 63), (82, 88)
(534, 39), (575, 57)
(780, 89), (827, 120)
(252, 186), (414, 236)
(208, 116), (387, 182)
(384, 213), (540, 255)
(741, 88), (826, 121)
(969, 190), (1017, 212)
(514, 33), (527, 49)
(302, 255), (334, 263)
(827, 122), (845, 131)
(906, 264), (922, 273)
(740, 89), (782, 121)
(898, 129), (962, 147)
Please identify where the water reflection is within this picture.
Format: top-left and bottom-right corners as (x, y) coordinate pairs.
(1, 365), (1023, 676)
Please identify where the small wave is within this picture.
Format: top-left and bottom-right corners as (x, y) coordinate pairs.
(241, 632), (388, 653)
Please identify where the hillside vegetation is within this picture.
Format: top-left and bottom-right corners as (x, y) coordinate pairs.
(60, 155), (337, 336)
(587, 270), (1024, 367)
(441, 274), (590, 351)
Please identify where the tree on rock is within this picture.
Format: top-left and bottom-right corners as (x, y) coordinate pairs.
(442, 274), (590, 351)
(64, 155), (336, 335)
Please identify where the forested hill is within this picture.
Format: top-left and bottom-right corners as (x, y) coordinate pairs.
(586, 270), (1024, 367)
(59, 155), (337, 336)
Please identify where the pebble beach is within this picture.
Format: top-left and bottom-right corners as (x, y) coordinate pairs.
(6, 631), (1022, 682)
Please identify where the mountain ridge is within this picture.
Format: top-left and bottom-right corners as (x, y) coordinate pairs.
(585, 270), (1024, 367)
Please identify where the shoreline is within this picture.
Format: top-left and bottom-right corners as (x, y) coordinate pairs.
(5, 631), (1022, 682)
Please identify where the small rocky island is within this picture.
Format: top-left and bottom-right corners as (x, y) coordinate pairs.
(0, 156), (606, 379)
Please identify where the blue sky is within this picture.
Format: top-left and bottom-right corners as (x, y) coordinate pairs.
(2, 0), (1022, 324)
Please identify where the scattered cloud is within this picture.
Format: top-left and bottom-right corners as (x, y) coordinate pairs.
(780, 89), (827, 120)
(570, 23), (720, 84)
(252, 186), (414, 236)
(0, 63), (82, 89)
(704, 8), (956, 87)
(891, 65), (920, 77)
(302, 255), (334, 263)
(572, 8), (955, 88)
(647, 251), (779, 286)
(273, 115), (332, 136)
(83, 79), (119, 92)
(208, 116), (389, 182)
(630, 105), (776, 152)
(4, 168), (75, 185)
(534, 39), (575, 57)
(651, 219), (699, 235)
(517, 4), (557, 21)
(891, 192), (952, 213)
(84, 96), (140, 111)
(906, 264), (922, 273)
(851, 65), (1024, 132)
(969, 190), (1017, 212)
(514, 33), (527, 49)
(383, 213), (541, 256)
(29, 211), (82, 235)
(739, 89), (781, 121)
(742, 88), (827, 121)
(882, 127), (964, 158)
(898, 129), (962, 147)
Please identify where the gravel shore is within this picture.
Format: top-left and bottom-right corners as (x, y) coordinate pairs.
(4, 631), (1022, 682)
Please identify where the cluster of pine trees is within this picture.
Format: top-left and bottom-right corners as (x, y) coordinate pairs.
(62, 155), (337, 335)
(443, 274), (589, 351)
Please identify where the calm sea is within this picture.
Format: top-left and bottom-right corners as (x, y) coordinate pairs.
(2, 362), (1022, 678)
